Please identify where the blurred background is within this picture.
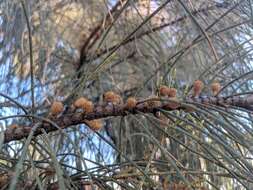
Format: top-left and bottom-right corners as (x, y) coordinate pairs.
(0, 0), (253, 189)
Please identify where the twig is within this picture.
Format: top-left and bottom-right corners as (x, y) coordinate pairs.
(21, 1), (35, 115)
(3, 95), (253, 143)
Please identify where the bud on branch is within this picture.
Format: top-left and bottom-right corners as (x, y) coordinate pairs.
(3, 95), (253, 143)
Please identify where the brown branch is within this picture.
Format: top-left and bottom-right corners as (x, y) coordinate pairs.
(3, 95), (253, 144)
(86, 3), (229, 62)
(78, 0), (127, 70)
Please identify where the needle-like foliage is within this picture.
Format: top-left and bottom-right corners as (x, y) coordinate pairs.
(0, 0), (253, 189)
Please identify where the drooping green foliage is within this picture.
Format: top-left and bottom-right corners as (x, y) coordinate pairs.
(0, 0), (253, 189)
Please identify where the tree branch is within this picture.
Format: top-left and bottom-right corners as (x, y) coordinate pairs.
(86, 3), (230, 62)
(3, 95), (253, 144)
(78, 0), (127, 70)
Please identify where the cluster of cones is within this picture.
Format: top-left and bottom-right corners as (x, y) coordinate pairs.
(49, 80), (221, 130)
(12, 80), (219, 132)
(192, 80), (221, 97)
(49, 90), (140, 131)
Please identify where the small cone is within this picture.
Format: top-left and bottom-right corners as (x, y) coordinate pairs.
(164, 88), (179, 109)
(167, 88), (177, 98)
(74, 97), (88, 108)
(126, 97), (137, 109)
(211, 82), (221, 96)
(86, 119), (103, 131)
(159, 85), (170, 96)
(103, 91), (122, 105)
(74, 97), (94, 113)
(193, 80), (203, 97)
(50, 101), (64, 116)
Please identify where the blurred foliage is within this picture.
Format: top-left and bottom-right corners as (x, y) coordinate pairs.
(0, 0), (253, 189)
